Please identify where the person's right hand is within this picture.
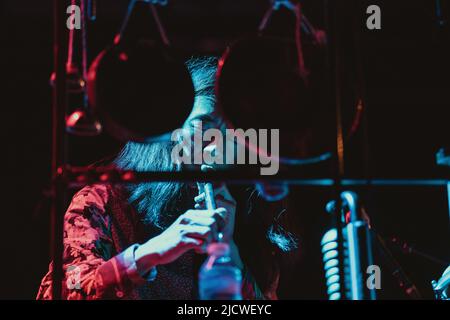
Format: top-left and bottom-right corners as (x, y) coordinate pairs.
(134, 207), (227, 272)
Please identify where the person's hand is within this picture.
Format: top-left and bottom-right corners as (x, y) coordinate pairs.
(194, 174), (244, 269)
(194, 166), (237, 242)
(135, 207), (227, 270)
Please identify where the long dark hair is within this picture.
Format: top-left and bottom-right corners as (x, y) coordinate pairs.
(114, 140), (191, 231)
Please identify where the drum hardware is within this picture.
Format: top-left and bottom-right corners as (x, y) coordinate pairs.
(87, 0), (194, 142)
(432, 266), (450, 300)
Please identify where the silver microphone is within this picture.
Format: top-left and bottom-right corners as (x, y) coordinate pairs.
(321, 191), (376, 300)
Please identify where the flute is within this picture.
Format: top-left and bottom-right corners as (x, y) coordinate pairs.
(197, 182), (224, 242)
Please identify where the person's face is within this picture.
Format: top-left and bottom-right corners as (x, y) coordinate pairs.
(180, 98), (229, 170)
(183, 98), (226, 134)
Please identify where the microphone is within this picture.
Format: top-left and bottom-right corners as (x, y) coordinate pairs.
(323, 193), (425, 299)
(321, 191), (376, 300)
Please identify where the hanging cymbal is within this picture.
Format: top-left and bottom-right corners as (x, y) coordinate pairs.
(216, 35), (361, 164)
(87, 41), (194, 143)
(87, 1), (195, 143)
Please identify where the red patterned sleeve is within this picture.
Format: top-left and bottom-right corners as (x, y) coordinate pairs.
(36, 185), (156, 300)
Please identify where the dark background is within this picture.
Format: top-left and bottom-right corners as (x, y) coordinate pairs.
(0, 0), (449, 299)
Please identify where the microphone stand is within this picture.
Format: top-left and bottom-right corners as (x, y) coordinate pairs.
(374, 234), (422, 299)
(325, 0), (348, 300)
(51, 0), (69, 300)
(325, 0), (376, 300)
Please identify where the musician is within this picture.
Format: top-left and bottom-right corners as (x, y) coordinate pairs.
(37, 57), (297, 300)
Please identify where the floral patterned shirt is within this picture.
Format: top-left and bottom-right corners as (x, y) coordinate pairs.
(36, 184), (264, 300)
